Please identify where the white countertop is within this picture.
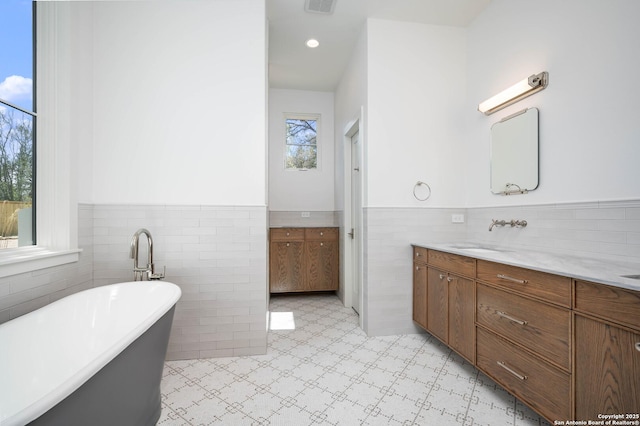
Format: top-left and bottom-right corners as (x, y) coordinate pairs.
(412, 242), (640, 293)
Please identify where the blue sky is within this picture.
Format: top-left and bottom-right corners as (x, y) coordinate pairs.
(0, 0), (33, 112)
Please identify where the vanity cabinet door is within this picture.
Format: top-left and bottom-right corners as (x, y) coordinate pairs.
(427, 267), (449, 344)
(413, 262), (428, 329)
(575, 314), (640, 419)
(306, 240), (339, 291)
(448, 273), (475, 363)
(269, 240), (305, 293)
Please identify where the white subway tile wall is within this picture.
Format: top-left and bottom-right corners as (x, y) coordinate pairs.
(467, 200), (640, 262)
(0, 204), (269, 361)
(91, 204), (269, 360)
(269, 211), (338, 228)
(0, 204), (94, 325)
(363, 207), (467, 337)
(1, 199), (639, 360)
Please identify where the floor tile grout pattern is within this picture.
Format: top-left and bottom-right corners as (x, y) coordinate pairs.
(159, 293), (551, 425)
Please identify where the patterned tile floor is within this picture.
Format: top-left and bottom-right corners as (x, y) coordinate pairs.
(159, 293), (551, 426)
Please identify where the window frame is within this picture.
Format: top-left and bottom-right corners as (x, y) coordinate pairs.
(0, 2), (80, 278)
(283, 113), (321, 171)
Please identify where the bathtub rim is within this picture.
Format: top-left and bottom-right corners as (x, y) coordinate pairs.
(0, 280), (181, 426)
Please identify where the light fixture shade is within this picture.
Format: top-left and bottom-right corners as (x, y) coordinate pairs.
(306, 38), (320, 48)
(478, 71), (548, 115)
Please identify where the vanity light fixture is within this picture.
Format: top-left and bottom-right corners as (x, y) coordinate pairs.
(306, 38), (320, 48)
(478, 71), (548, 115)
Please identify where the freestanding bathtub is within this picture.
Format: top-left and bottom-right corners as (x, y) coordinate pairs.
(0, 281), (181, 426)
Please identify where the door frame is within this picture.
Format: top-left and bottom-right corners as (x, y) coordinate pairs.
(342, 107), (364, 328)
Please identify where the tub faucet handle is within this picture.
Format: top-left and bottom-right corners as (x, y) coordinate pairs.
(149, 266), (166, 281)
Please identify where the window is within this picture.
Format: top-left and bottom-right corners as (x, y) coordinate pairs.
(285, 115), (319, 170)
(0, 1), (35, 249)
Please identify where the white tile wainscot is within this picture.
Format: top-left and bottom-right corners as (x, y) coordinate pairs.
(92, 204), (268, 360)
(362, 207), (466, 337)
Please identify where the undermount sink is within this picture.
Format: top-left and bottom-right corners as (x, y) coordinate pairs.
(448, 244), (502, 254)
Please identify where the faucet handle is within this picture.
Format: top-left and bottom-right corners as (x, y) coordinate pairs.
(149, 265), (166, 281)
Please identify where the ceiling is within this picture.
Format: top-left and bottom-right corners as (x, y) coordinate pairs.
(267, 0), (491, 92)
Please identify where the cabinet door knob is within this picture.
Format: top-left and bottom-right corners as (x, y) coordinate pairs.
(286, 243), (290, 247)
(447, 277), (453, 283)
(286, 232), (290, 236)
(320, 242), (324, 246)
(439, 274), (445, 280)
(635, 342), (640, 352)
(415, 252), (421, 257)
(320, 232), (324, 236)
(416, 266), (420, 271)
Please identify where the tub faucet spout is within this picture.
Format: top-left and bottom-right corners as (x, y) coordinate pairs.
(130, 228), (165, 281)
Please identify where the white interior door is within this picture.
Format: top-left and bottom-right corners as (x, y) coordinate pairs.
(350, 131), (362, 315)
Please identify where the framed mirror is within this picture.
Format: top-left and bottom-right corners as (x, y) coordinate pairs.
(490, 107), (539, 195)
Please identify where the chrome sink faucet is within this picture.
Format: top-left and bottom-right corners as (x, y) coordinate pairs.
(130, 228), (165, 281)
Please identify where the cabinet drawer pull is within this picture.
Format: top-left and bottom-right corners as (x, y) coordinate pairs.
(496, 310), (528, 325)
(636, 342), (640, 352)
(497, 361), (528, 381)
(497, 274), (528, 284)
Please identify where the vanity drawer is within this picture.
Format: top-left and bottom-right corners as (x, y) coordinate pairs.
(574, 280), (640, 330)
(270, 228), (305, 241)
(477, 260), (571, 307)
(413, 246), (428, 263)
(476, 327), (571, 422)
(305, 227), (338, 241)
(428, 250), (475, 277)
(476, 283), (571, 370)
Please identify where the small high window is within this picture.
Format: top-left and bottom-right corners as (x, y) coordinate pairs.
(285, 115), (319, 170)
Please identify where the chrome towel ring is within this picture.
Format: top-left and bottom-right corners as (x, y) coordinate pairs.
(413, 181), (431, 201)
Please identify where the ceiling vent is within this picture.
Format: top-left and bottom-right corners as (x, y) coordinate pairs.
(304, 0), (336, 15)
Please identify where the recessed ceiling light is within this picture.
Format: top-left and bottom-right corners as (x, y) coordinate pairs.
(306, 38), (320, 48)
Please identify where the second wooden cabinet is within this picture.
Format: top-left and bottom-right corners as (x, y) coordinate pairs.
(270, 227), (339, 293)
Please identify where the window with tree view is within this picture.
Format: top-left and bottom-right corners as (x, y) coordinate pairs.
(0, 1), (35, 249)
(285, 116), (318, 170)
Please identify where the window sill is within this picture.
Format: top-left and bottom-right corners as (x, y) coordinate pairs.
(0, 247), (81, 279)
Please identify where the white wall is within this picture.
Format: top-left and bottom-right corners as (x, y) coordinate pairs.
(366, 19), (467, 208)
(90, 0), (267, 206)
(465, 0), (640, 207)
(268, 89), (335, 211)
(334, 27), (368, 306)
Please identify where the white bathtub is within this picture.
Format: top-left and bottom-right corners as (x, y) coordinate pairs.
(0, 281), (181, 426)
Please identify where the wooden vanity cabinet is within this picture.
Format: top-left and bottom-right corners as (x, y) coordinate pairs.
(412, 247), (475, 363)
(269, 227), (339, 293)
(574, 280), (640, 418)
